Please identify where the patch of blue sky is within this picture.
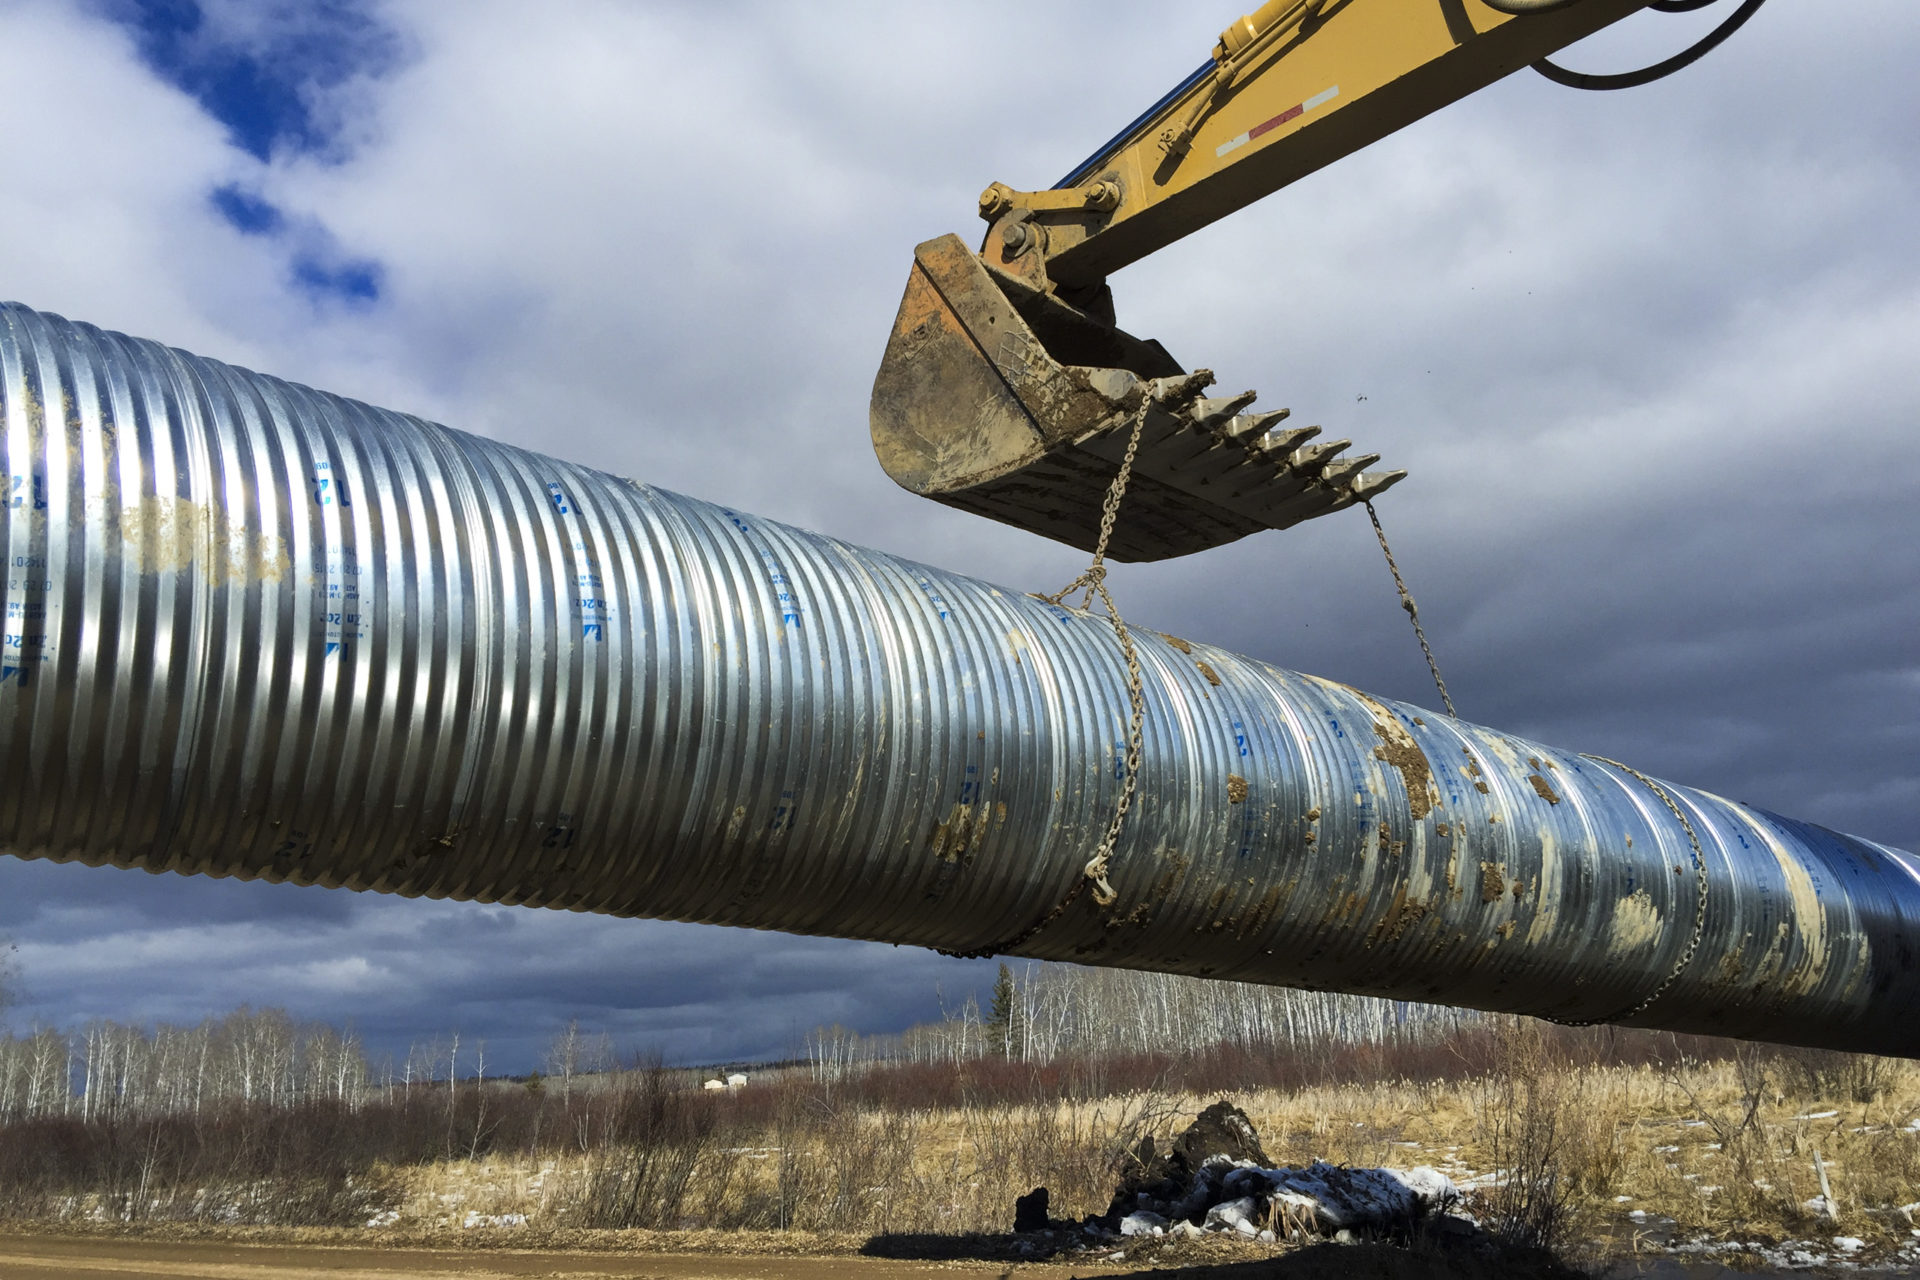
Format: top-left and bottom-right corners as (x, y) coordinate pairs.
(203, 186), (385, 305)
(293, 255), (382, 305)
(209, 183), (282, 235)
(100, 0), (402, 162)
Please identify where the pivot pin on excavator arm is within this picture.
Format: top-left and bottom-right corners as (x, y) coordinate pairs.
(871, 0), (1649, 561)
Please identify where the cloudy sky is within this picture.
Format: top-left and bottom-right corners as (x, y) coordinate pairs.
(0, 0), (1913, 1073)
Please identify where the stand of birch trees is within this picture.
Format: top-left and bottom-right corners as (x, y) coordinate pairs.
(806, 963), (1475, 1081)
(0, 1008), (372, 1122)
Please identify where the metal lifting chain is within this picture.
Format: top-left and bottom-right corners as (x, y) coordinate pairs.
(935, 399), (1152, 960)
(1039, 397), (1152, 907)
(1364, 500), (1457, 719)
(945, 413), (1712, 1007)
(1361, 507), (1711, 1023)
(1555, 755), (1713, 1027)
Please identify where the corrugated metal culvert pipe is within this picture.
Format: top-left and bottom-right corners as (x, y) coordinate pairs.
(3, 300), (1916, 1055)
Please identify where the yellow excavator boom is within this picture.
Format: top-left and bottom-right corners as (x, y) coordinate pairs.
(871, 0), (1650, 560)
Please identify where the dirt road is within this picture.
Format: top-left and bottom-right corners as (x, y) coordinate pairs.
(0, 1236), (1129, 1280)
(2, 1233), (1731, 1279)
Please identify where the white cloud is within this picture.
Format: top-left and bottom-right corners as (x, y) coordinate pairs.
(0, 3), (271, 348)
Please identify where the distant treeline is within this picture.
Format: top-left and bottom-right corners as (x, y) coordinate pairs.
(0, 963), (1772, 1230)
(803, 963), (1478, 1081)
(0, 968), (1476, 1125)
(0, 1008), (663, 1126)
(0, 1008), (370, 1123)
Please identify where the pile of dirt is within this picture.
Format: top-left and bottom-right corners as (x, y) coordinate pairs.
(1099, 1101), (1461, 1242)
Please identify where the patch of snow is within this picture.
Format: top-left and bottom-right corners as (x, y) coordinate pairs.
(1399, 1167), (1457, 1204)
(1803, 1195), (1840, 1220)
(1120, 1211), (1167, 1237)
(1256, 1163), (1457, 1231)
(1834, 1236), (1866, 1253)
(1795, 1110), (1840, 1120)
(1206, 1197), (1261, 1236)
(1671, 1238), (1739, 1256)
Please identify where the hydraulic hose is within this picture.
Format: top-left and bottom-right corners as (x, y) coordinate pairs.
(1533, 0), (1767, 90)
(2, 300), (1916, 1055)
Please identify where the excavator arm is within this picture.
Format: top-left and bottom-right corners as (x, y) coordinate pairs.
(871, 0), (1651, 560)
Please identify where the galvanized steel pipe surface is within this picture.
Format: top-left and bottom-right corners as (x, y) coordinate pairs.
(2, 300), (1916, 1055)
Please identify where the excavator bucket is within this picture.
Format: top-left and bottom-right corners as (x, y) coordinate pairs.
(870, 234), (1403, 561)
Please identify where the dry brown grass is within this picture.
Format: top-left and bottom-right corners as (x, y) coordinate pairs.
(1578, 1048), (1920, 1248)
(20, 1033), (1916, 1264)
(388, 1092), (1185, 1236)
(372, 1041), (1920, 1257)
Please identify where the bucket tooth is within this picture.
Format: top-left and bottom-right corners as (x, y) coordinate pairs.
(1251, 424), (1320, 462)
(1318, 452), (1380, 486)
(1187, 391), (1261, 434)
(1290, 438), (1350, 475)
(1147, 370), (1217, 414)
(1350, 470), (1408, 501)
(1223, 408), (1291, 443)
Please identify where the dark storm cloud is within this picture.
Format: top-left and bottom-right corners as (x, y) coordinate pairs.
(3, 857), (994, 1068)
(0, 1), (1913, 1071)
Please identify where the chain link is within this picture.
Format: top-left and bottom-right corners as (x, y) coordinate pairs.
(1365, 500), (1456, 719)
(936, 398), (1152, 958)
(1552, 755), (1713, 1027)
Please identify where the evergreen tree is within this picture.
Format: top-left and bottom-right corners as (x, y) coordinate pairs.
(987, 963), (1018, 1058)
